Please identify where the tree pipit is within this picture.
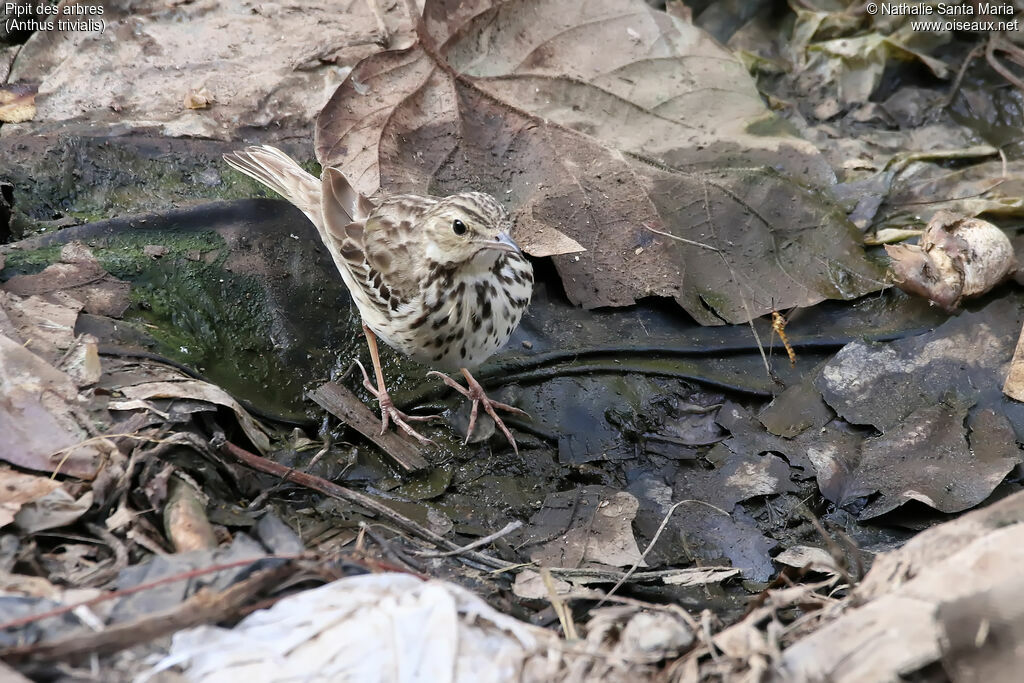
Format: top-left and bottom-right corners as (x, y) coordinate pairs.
(224, 146), (534, 453)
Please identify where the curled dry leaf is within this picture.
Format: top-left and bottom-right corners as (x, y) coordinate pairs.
(0, 470), (61, 529)
(119, 380), (271, 453)
(316, 0), (883, 324)
(183, 87), (213, 110)
(0, 82), (37, 123)
(885, 211), (1016, 311)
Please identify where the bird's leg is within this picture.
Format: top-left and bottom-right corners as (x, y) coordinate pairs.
(358, 324), (436, 444)
(426, 368), (528, 455)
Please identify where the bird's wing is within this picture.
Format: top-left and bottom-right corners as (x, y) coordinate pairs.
(225, 147), (366, 298)
(321, 184), (434, 315)
(321, 167), (375, 226)
(359, 195), (437, 312)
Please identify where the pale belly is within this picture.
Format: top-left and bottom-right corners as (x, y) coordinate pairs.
(374, 259), (533, 373)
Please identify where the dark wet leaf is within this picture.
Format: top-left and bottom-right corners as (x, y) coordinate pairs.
(758, 370), (834, 438)
(816, 298), (1024, 433)
(810, 298), (1024, 518)
(715, 402), (814, 475)
(317, 0), (884, 324)
(842, 404), (1019, 520)
(704, 446), (798, 509)
(630, 473), (778, 582)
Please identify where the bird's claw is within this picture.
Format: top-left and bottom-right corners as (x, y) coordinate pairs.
(427, 370), (528, 455)
(355, 359), (438, 445)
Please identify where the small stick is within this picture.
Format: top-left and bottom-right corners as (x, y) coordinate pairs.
(309, 381), (430, 472)
(414, 521), (523, 558)
(1, 565), (293, 662)
(214, 436), (513, 571)
(0, 555), (300, 633)
(596, 499), (731, 607)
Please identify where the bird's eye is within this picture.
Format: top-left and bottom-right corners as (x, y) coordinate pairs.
(452, 219), (467, 235)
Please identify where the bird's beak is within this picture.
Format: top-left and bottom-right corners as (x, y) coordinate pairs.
(485, 231), (522, 254)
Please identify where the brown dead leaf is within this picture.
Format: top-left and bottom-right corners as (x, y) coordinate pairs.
(317, 0), (883, 324)
(0, 81), (37, 123)
(2, 242), (131, 318)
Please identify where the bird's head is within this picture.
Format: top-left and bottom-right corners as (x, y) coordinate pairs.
(419, 192), (521, 267)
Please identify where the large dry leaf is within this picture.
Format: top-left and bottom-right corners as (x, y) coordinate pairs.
(5, 1), (410, 139)
(317, 0), (883, 324)
(151, 573), (557, 682)
(779, 491), (1024, 682)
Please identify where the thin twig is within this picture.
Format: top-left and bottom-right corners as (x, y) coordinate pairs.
(214, 435), (514, 571)
(414, 521), (523, 558)
(0, 554), (301, 632)
(642, 222), (720, 252)
(2, 565), (294, 661)
(987, 36), (1024, 93)
(595, 499), (731, 607)
(358, 522), (425, 573)
(942, 42), (984, 109)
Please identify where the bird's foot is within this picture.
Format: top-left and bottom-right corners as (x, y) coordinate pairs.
(355, 359), (438, 445)
(427, 369), (528, 455)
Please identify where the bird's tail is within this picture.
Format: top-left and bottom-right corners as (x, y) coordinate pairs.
(223, 145), (326, 228)
(223, 145), (374, 239)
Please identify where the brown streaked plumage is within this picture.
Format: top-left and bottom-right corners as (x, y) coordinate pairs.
(223, 145), (534, 452)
